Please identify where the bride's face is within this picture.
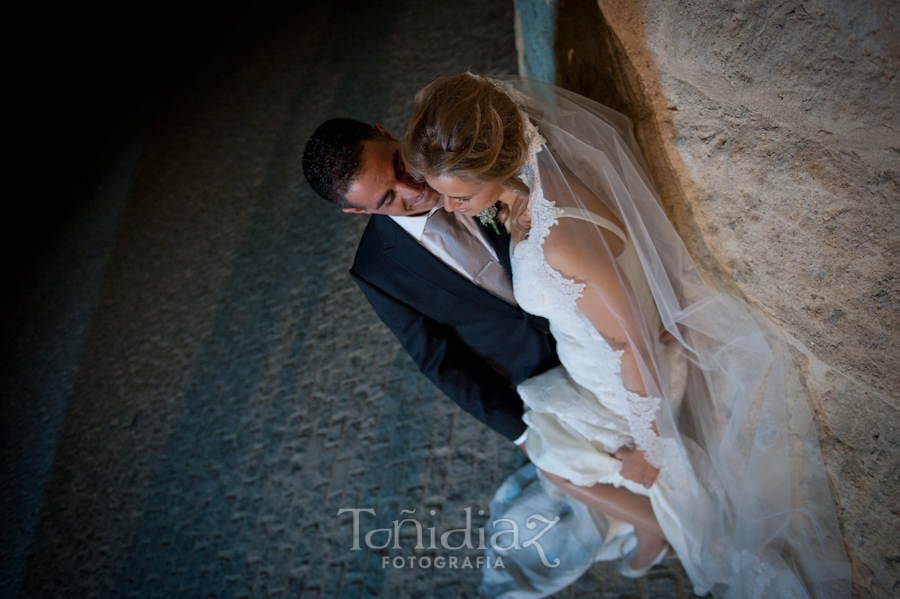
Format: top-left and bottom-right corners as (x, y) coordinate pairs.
(426, 175), (508, 215)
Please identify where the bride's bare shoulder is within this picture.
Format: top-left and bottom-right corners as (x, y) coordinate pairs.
(542, 220), (622, 285)
(544, 162), (626, 252)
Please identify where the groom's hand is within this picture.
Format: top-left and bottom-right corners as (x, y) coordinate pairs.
(614, 445), (659, 488)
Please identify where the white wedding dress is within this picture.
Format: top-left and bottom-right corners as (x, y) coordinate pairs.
(480, 77), (850, 599)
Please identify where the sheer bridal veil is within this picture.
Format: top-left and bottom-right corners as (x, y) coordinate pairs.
(492, 76), (851, 599)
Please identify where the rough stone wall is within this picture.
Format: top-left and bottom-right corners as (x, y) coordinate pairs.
(553, 1), (899, 597)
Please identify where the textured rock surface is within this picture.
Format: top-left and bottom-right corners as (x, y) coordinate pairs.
(553, 0), (899, 597)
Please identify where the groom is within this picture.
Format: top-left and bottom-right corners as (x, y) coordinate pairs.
(302, 118), (559, 445)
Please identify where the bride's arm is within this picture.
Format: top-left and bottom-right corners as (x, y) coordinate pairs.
(544, 219), (656, 397)
(541, 158), (663, 394)
(544, 219), (663, 485)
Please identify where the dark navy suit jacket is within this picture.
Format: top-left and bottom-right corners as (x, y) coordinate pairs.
(350, 214), (559, 441)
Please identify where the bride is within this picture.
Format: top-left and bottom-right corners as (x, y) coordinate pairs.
(401, 74), (851, 598)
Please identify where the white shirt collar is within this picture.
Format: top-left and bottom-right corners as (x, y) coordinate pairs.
(388, 199), (444, 241)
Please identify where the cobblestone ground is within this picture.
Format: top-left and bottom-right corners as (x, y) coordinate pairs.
(4, 1), (691, 597)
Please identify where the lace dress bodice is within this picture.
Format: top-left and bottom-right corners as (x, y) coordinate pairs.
(509, 120), (684, 468)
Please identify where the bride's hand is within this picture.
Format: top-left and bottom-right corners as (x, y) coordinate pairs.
(614, 445), (659, 488)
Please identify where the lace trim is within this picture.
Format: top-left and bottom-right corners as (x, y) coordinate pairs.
(476, 74), (531, 112)
(502, 81), (666, 469)
(623, 390), (664, 468)
(729, 549), (809, 598)
(514, 117), (586, 319)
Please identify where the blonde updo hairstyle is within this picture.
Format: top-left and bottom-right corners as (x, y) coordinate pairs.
(402, 74), (530, 200)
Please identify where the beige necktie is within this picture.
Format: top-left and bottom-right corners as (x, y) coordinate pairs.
(423, 209), (517, 305)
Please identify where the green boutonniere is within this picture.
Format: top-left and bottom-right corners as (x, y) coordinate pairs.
(477, 204), (501, 234)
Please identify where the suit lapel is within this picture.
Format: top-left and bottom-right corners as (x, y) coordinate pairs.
(371, 215), (518, 314)
(477, 214), (514, 279)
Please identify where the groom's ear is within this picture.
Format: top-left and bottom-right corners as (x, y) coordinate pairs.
(374, 124), (397, 142)
(342, 207), (368, 214)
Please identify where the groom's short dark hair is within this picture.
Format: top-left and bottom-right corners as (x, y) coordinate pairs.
(302, 118), (381, 208)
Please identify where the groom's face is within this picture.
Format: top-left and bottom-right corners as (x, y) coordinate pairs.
(342, 126), (440, 217)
